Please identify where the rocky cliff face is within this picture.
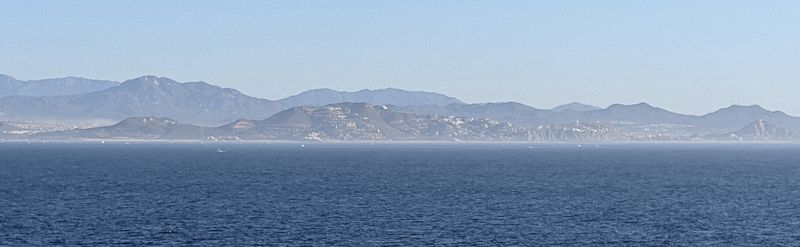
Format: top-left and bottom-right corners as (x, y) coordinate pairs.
(730, 119), (796, 141)
(700, 119), (797, 141)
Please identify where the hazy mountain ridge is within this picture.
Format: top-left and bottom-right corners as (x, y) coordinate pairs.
(398, 102), (800, 135)
(695, 105), (800, 134)
(0, 73), (118, 97)
(0, 74), (468, 126)
(551, 102), (602, 112)
(584, 103), (695, 124)
(2, 73), (800, 141)
(277, 88), (463, 107)
(0, 76), (285, 126)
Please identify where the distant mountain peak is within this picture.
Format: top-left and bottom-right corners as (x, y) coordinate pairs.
(705, 104), (780, 116)
(607, 102), (657, 110)
(41, 76), (92, 81)
(457, 102), (539, 112)
(128, 75), (171, 84)
(551, 102), (601, 112)
(137, 75), (162, 80)
(629, 102), (654, 108)
(693, 104), (800, 134)
(117, 76), (180, 90)
(727, 104), (770, 112)
(729, 119), (796, 141)
(278, 87), (464, 107)
(0, 75), (286, 126)
(305, 88), (338, 93)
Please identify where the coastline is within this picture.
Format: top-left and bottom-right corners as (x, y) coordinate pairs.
(2, 138), (799, 145)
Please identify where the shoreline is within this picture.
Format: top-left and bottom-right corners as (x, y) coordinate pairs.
(2, 138), (799, 145)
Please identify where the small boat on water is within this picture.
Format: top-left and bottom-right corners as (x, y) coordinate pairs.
(216, 148), (226, 153)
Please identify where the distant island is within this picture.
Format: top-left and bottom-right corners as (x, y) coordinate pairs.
(1, 74), (798, 142)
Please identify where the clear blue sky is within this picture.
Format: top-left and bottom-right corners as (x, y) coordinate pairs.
(1, 1), (798, 115)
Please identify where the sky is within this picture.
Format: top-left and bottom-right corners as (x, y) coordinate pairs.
(1, 1), (798, 115)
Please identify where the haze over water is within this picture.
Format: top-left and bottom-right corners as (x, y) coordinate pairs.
(2, 143), (800, 245)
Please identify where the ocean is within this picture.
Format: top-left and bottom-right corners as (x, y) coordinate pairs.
(2, 143), (800, 246)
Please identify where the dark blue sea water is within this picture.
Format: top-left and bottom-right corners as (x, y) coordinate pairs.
(2, 143), (800, 246)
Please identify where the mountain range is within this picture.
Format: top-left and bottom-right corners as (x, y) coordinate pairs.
(34, 103), (790, 142)
(0, 76), (283, 125)
(2, 73), (799, 142)
(0, 74), (118, 97)
(38, 103), (525, 141)
(0, 74), (461, 126)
